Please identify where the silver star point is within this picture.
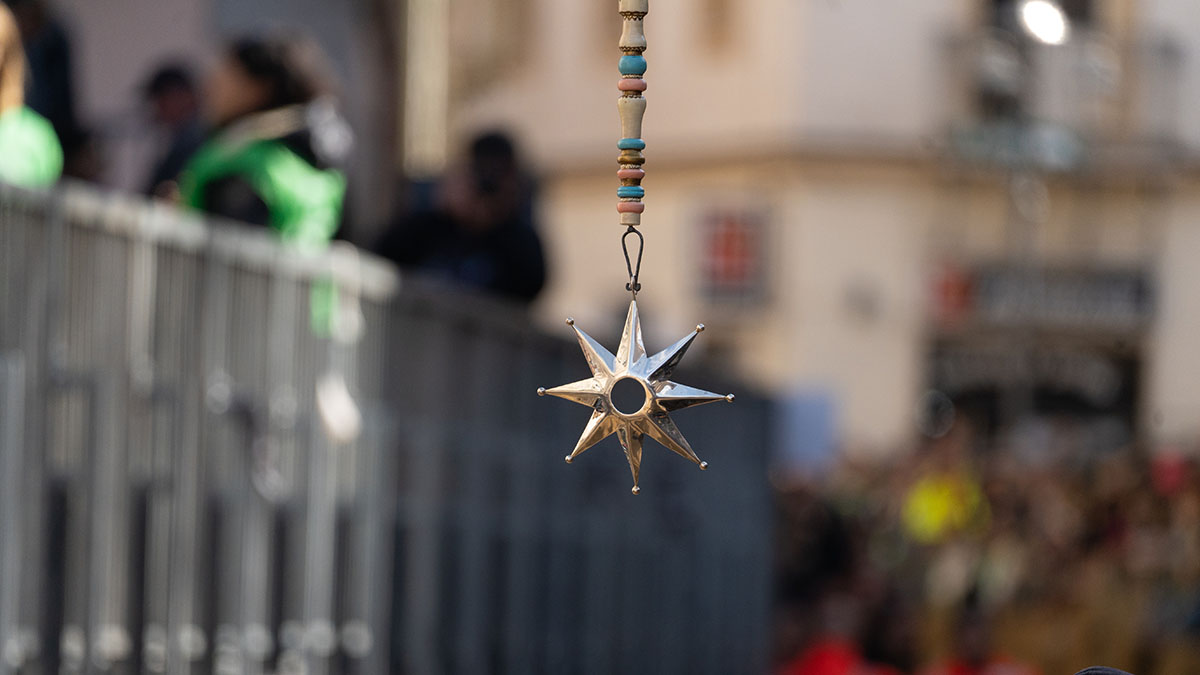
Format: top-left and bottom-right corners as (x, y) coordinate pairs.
(541, 300), (732, 494)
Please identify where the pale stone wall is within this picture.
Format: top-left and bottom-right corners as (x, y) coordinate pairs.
(1146, 186), (1200, 443)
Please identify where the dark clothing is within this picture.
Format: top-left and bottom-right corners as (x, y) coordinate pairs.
(196, 126), (340, 231)
(181, 103), (350, 241)
(375, 210), (547, 303)
(144, 117), (206, 195)
(1074, 670), (1134, 675)
(22, 20), (81, 153)
(203, 175), (271, 226)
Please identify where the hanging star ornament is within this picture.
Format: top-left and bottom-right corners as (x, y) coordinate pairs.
(538, 300), (734, 494)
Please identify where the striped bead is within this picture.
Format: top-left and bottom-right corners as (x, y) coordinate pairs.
(617, 138), (646, 150)
(619, 54), (647, 76)
(617, 186), (645, 199)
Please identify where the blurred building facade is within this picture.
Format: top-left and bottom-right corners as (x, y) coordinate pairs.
(444, 0), (1200, 458)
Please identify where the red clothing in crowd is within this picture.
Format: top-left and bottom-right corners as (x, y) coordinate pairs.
(779, 638), (902, 675)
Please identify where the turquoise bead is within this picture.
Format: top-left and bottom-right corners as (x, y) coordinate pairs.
(619, 55), (647, 76)
(617, 186), (645, 199)
(618, 138), (646, 150)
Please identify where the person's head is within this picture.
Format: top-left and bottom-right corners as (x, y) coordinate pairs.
(0, 2), (25, 114)
(143, 63), (198, 126)
(469, 131), (518, 197)
(204, 34), (331, 126)
(439, 130), (526, 232)
(145, 63), (201, 126)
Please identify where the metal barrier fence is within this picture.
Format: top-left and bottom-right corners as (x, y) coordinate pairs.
(0, 182), (773, 675)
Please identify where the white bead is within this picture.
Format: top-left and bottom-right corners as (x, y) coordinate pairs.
(618, 0), (649, 14)
(620, 19), (647, 50)
(618, 97), (647, 141)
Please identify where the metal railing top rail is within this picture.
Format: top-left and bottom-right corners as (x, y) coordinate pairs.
(0, 180), (401, 302)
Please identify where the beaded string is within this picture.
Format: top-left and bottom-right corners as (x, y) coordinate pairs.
(617, 0), (649, 295)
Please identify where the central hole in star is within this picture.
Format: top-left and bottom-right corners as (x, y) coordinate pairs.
(610, 377), (648, 415)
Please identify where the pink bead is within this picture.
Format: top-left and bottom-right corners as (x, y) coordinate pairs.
(617, 202), (645, 214)
(618, 78), (647, 92)
(617, 168), (645, 180)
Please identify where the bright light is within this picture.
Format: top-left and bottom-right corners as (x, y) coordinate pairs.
(1019, 0), (1070, 45)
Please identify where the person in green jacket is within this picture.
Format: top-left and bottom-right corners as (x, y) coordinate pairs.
(0, 2), (62, 187)
(178, 35), (351, 248)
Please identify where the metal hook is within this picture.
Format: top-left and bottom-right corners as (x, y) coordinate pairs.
(621, 226), (644, 296)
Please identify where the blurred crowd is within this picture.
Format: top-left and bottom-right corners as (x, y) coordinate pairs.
(774, 421), (1200, 675)
(0, 0), (546, 304)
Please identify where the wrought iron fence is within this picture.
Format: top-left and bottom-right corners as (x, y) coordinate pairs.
(0, 182), (773, 675)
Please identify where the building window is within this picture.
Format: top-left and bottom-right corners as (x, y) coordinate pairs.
(976, 0), (1095, 119)
(700, 208), (768, 305)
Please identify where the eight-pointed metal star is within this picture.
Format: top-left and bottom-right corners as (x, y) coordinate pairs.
(538, 300), (734, 494)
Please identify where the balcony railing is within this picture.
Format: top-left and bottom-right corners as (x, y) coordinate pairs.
(941, 28), (1183, 171)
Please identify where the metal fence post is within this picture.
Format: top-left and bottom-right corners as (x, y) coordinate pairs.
(0, 354), (25, 675)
